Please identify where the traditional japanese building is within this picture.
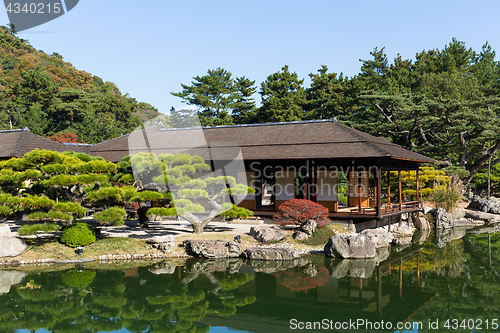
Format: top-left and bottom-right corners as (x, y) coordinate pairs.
(0, 119), (435, 223)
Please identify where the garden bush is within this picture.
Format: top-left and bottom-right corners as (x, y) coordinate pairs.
(218, 204), (254, 220)
(94, 207), (126, 226)
(60, 222), (96, 247)
(431, 175), (464, 212)
(274, 199), (330, 226)
(17, 223), (61, 236)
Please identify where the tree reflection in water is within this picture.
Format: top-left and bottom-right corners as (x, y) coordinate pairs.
(0, 230), (499, 332)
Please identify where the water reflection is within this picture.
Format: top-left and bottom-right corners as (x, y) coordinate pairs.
(0, 230), (499, 332)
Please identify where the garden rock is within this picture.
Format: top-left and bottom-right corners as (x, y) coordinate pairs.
(429, 208), (454, 229)
(360, 228), (393, 248)
(324, 234), (376, 259)
(293, 230), (309, 241)
(201, 241), (242, 259)
(464, 210), (500, 223)
(453, 218), (476, 228)
(467, 195), (500, 214)
(450, 205), (466, 220)
(147, 235), (175, 253)
(413, 212), (432, 230)
(0, 224), (26, 257)
(300, 219), (317, 235)
(242, 247), (300, 261)
(184, 239), (242, 259)
(390, 225), (415, 237)
(183, 240), (226, 255)
(0, 270), (26, 294)
(250, 225), (289, 243)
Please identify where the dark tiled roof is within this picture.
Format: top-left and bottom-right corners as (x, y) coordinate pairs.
(91, 120), (436, 163)
(0, 130), (91, 158)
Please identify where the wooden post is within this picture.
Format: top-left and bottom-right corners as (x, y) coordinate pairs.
(399, 214), (402, 227)
(376, 168), (381, 222)
(398, 170), (402, 211)
(416, 169), (420, 206)
(387, 171), (391, 207)
(358, 186), (362, 214)
(358, 171), (362, 214)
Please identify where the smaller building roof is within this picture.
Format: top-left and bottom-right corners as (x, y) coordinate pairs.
(0, 129), (91, 158)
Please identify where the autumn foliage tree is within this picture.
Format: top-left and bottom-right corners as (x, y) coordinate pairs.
(274, 199), (330, 227)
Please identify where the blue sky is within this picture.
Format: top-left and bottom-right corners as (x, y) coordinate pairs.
(2, 0), (500, 114)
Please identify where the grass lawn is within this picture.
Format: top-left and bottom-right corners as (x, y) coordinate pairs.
(6, 222), (350, 263)
(15, 237), (160, 262)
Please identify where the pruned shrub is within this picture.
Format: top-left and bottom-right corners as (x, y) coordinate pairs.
(218, 204), (254, 220)
(274, 199), (330, 226)
(94, 207), (126, 226)
(60, 222), (96, 247)
(17, 223), (61, 236)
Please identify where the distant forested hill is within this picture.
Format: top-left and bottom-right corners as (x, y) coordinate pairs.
(0, 25), (159, 144)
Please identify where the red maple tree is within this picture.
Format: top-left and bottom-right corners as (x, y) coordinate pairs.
(274, 199), (330, 226)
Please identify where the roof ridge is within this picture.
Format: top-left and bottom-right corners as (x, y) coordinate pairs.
(159, 119), (335, 131)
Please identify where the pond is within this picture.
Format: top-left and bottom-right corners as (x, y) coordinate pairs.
(1, 228), (500, 333)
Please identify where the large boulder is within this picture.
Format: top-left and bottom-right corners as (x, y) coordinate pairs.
(360, 228), (393, 248)
(450, 206), (466, 220)
(183, 240), (226, 255)
(250, 225), (289, 243)
(201, 241), (242, 259)
(429, 208), (454, 229)
(465, 210), (500, 223)
(242, 247), (300, 261)
(0, 224), (26, 258)
(183, 240), (242, 259)
(412, 212), (433, 230)
(467, 195), (500, 214)
(147, 235), (175, 253)
(324, 234), (376, 259)
(300, 220), (317, 236)
(293, 230), (309, 241)
(390, 224), (415, 237)
(0, 270), (26, 294)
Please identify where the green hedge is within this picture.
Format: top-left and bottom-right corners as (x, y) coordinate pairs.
(60, 223), (96, 248)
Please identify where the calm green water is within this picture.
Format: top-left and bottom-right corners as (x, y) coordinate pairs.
(1, 229), (500, 333)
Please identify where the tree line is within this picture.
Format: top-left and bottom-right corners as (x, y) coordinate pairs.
(0, 25), (159, 144)
(171, 39), (500, 187)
